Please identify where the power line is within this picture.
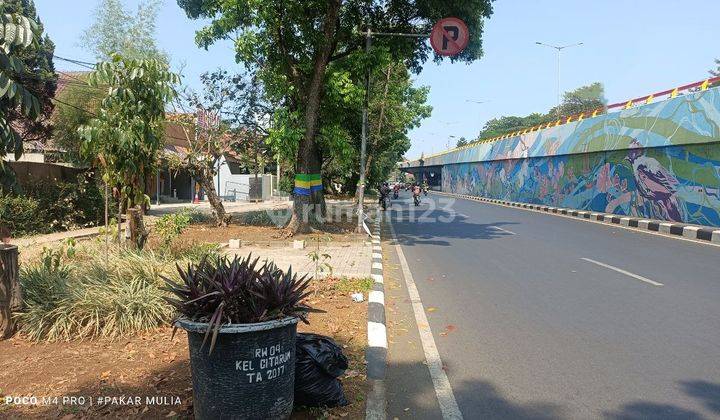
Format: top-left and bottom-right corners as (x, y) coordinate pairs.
(53, 54), (97, 70)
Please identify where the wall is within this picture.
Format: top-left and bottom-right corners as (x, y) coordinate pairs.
(411, 86), (720, 168)
(8, 161), (85, 186)
(409, 86), (720, 226)
(442, 143), (720, 226)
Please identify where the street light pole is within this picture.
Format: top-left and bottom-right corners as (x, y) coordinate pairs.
(535, 41), (583, 116)
(356, 29), (430, 233)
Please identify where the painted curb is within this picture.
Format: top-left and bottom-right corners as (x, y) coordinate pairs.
(434, 191), (720, 244)
(366, 214), (387, 420)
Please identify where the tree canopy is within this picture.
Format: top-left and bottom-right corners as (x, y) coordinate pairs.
(1, 0), (56, 147)
(177, 0), (493, 231)
(475, 82), (607, 142)
(79, 55), (178, 217)
(51, 72), (104, 163)
(0, 3), (42, 190)
(81, 0), (167, 62)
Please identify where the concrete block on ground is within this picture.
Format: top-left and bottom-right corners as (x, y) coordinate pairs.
(229, 239), (242, 249)
(712, 230), (720, 243)
(292, 240), (306, 249)
(682, 226), (700, 239)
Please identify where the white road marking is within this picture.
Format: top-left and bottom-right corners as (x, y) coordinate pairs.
(389, 221), (464, 420)
(458, 213), (469, 218)
(490, 225), (516, 235)
(581, 258), (664, 287)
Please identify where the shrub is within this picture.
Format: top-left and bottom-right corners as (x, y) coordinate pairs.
(15, 241), (214, 341)
(0, 194), (48, 236)
(23, 172), (106, 231)
(333, 277), (374, 293)
(164, 254), (317, 353)
(154, 209), (192, 248)
(1, 172), (107, 236)
(235, 210), (279, 226)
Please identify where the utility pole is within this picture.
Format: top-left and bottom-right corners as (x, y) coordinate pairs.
(356, 29), (430, 233)
(535, 42), (583, 116)
(356, 29), (372, 233)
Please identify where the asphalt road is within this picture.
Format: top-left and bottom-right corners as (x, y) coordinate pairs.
(385, 191), (720, 419)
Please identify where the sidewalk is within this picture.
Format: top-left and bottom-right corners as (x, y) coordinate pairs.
(13, 198), (292, 249)
(225, 240), (372, 279)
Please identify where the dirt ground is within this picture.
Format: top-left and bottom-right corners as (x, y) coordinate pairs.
(176, 222), (364, 246)
(0, 278), (368, 419)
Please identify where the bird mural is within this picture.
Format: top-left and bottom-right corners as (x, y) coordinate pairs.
(625, 141), (684, 222)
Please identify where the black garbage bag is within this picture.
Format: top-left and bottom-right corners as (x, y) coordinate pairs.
(294, 333), (349, 407)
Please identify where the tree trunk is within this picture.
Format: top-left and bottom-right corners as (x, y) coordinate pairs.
(197, 173), (229, 226)
(0, 244), (20, 339)
(127, 207), (148, 250)
(286, 0), (340, 234)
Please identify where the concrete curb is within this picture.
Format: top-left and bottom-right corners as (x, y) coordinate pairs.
(365, 214), (387, 420)
(435, 191), (720, 244)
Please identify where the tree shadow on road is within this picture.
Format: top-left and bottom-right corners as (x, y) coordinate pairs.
(679, 380), (720, 415)
(386, 359), (565, 419)
(385, 205), (519, 247)
(601, 379), (720, 419)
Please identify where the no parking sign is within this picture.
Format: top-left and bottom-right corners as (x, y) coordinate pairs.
(430, 17), (470, 57)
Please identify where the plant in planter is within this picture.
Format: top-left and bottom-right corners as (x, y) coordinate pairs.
(164, 254), (316, 419)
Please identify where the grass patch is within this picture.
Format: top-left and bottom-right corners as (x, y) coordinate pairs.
(15, 240), (218, 341)
(332, 277), (374, 294)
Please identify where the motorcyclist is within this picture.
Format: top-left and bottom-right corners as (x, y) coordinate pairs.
(412, 183), (421, 206)
(379, 182), (391, 210)
(422, 181), (429, 196)
(392, 183), (400, 199)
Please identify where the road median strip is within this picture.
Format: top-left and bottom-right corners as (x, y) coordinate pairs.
(366, 215), (388, 420)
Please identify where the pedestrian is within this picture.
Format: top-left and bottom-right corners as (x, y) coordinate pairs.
(0, 224), (11, 244)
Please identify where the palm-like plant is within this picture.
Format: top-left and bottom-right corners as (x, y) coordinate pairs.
(0, 6), (40, 174)
(163, 254), (317, 353)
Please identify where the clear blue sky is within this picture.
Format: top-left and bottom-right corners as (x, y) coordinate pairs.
(37, 0), (720, 160)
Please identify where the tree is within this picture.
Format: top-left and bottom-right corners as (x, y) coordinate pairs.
(456, 137), (468, 147)
(81, 0), (167, 62)
(1, 0), (56, 147)
(334, 56), (430, 197)
(548, 82), (606, 117)
(177, 0), (494, 233)
(473, 82), (607, 143)
(79, 55), (179, 249)
(710, 58), (720, 88)
(167, 70), (249, 226)
(51, 72), (104, 163)
(0, 4), (41, 191)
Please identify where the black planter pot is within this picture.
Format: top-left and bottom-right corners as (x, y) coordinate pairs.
(176, 317), (299, 420)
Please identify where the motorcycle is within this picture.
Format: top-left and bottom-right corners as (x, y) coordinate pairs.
(413, 194), (420, 206)
(392, 191), (399, 199)
(423, 188), (428, 196)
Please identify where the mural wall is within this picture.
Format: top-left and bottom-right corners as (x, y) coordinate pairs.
(400, 85), (720, 226)
(442, 143), (720, 226)
(412, 86), (720, 168)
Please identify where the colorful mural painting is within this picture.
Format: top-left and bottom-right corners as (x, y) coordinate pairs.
(408, 86), (720, 226)
(442, 143), (720, 226)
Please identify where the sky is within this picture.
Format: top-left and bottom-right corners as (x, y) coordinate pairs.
(36, 0), (720, 160)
